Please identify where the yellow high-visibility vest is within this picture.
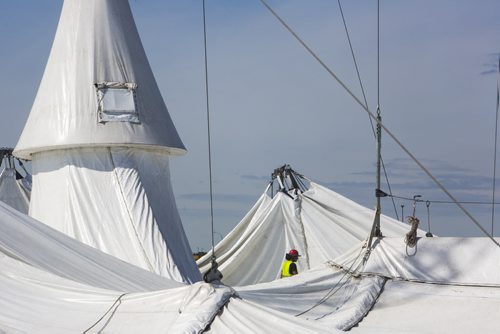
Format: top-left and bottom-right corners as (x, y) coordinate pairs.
(281, 260), (293, 278)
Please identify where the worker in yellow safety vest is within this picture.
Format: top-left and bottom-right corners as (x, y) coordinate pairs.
(281, 249), (299, 278)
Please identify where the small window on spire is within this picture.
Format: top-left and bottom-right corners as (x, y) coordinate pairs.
(95, 82), (140, 123)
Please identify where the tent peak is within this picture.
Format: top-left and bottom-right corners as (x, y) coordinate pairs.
(14, 0), (185, 160)
(270, 164), (309, 196)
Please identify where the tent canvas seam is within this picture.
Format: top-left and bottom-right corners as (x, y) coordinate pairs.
(108, 148), (155, 272)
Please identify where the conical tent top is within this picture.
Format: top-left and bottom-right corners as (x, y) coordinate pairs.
(14, 0), (186, 160)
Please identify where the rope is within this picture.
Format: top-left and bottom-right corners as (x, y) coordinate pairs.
(337, 0), (368, 115)
(295, 243), (366, 317)
(491, 56), (500, 236)
(377, 0), (380, 107)
(83, 293), (126, 333)
(337, 0), (398, 221)
(388, 193), (500, 205)
(258, 0), (366, 113)
(202, 0), (216, 263)
(405, 216), (420, 248)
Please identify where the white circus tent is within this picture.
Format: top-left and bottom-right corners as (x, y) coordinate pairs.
(197, 167), (500, 332)
(197, 165), (425, 286)
(2, 187), (500, 333)
(2, 1), (500, 333)
(0, 200), (338, 333)
(13, 0), (199, 283)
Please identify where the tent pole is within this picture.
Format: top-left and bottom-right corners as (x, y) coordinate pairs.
(375, 110), (382, 234)
(369, 0), (382, 249)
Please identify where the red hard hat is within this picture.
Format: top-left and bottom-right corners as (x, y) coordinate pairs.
(288, 249), (299, 257)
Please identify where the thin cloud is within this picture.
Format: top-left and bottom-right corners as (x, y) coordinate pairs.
(320, 181), (374, 190)
(385, 158), (471, 173)
(179, 192), (257, 203)
(323, 157), (497, 204)
(480, 69), (497, 75)
(240, 174), (269, 181)
(352, 158), (473, 181)
(480, 53), (499, 76)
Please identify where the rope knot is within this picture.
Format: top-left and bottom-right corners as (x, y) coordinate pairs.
(405, 216), (420, 248)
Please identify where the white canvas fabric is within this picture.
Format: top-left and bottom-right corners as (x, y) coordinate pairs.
(301, 182), (421, 263)
(0, 199), (332, 333)
(221, 236), (500, 333)
(0, 167), (30, 214)
(333, 237), (500, 333)
(14, 0), (185, 159)
(2, 178), (500, 333)
(207, 298), (338, 334)
(29, 147), (201, 283)
(351, 280), (500, 334)
(235, 264), (385, 331)
(1, 259), (234, 333)
(198, 182), (422, 286)
(0, 200), (238, 333)
(5, 0), (500, 331)
(0, 200), (180, 292)
(358, 237), (500, 285)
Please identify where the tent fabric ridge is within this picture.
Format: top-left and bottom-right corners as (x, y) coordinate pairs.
(14, 144), (187, 161)
(108, 148), (155, 272)
(0, 248), (31, 268)
(200, 286), (236, 334)
(295, 194), (311, 269)
(342, 277), (388, 331)
(329, 259), (500, 287)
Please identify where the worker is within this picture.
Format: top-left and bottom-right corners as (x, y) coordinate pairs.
(281, 249), (299, 278)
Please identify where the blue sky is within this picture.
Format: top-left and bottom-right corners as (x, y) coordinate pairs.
(1, 1), (499, 251)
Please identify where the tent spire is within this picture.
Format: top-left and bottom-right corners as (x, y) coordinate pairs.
(11, 0), (201, 283)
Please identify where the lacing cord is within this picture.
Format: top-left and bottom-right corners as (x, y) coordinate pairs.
(83, 293), (126, 333)
(295, 243), (367, 317)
